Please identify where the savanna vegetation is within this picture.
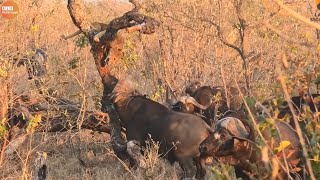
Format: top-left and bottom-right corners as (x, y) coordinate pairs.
(0, 0), (319, 179)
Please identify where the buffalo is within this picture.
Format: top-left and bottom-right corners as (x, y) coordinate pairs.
(255, 93), (320, 115)
(288, 93), (320, 114)
(110, 79), (214, 179)
(172, 82), (244, 126)
(199, 116), (302, 179)
(185, 81), (201, 96)
(255, 93), (320, 130)
(171, 95), (212, 125)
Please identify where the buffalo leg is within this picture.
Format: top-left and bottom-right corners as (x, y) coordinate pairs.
(126, 124), (146, 168)
(101, 97), (128, 161)
(194, 157), (201, 179)
(178, 158), (195, 179)
(126, 140), (146, 168)
(194, 156), (206, 179)
(200, 157), (207, 179)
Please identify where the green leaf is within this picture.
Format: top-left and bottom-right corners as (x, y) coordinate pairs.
(0, 125), (7, 138)
(274, 141), (291, 153)
(314, 75), (320, 85)
(312, 154), (320, 162)
(26, 115), (42, 133)
(0, 67), (8, 77)
(245, 96), (256, 108)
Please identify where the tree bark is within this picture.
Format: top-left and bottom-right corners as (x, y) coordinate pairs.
(66, 0), (159, 161)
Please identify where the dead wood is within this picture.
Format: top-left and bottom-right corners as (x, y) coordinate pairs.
(66, 0), (159, 161)
(9, 94), (111, 135)
(2, 48), (112, 160)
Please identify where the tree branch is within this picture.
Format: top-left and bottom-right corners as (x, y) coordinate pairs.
(67, 0), (91, 34)
(66, 0), (159, 163)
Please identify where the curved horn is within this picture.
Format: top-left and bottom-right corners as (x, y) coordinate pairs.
(179, 96), (188, 103)
(217, 117), (249, 138)
(185, 96), (212, 110)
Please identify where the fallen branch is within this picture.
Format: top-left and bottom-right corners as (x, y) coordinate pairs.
(10, 95), (111, 133)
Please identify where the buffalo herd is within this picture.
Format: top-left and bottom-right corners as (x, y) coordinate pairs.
(107, 79), (320, 179)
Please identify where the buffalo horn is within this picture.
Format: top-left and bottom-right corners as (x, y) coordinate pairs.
(217, 117), (249, 138)
(183, 96), (212, 110)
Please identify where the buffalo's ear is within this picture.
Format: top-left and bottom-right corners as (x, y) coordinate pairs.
(185, 103), (195, 113)
(232, 138), (241, 148)
(232, 137), (249, 148)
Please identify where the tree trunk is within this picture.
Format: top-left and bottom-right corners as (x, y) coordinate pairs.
(66, 0), (159, 161)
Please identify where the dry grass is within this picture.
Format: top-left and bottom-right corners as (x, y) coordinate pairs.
(0, 130), (182, 180)
(0, 0), (319, 179)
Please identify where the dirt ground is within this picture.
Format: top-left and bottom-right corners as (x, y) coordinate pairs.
(0, 129), (228, 180)
(0, 129), (185, 180)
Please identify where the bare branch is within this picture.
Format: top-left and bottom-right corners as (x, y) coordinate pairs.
(67, 0), (91, 34)
(193, 17), (243, 54)
(67, 0), (159, 79)
(277, 58), (316, 180)
(182, 8), (250, 93)
(129, 0), (141, 11)
(66, 0), (160, 163)
(234, 0), (245, 51)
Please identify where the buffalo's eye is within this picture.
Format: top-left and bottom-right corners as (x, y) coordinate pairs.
(219, 131), (229, 140)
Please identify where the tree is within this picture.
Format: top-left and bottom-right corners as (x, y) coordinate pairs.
(66, 0), (159, 161)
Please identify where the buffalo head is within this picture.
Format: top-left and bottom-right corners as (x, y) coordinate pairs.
(171, 96), (211, 113)
(199, 117), (253, 160)
(185, 81), (201, 95)
(301, 93), (320, 112)
(102, 74), (119, 95)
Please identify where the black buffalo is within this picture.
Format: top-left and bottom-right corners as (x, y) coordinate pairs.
(110, 80), (213, 179)
(255, 93), (320, 130)
(199, 117), (302, 179)
(172, 82), (244, 126)
(171, 95), (212, 125)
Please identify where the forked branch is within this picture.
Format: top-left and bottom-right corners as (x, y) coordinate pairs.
(67, 0), (159, 79)
(66, 0), (159, 163)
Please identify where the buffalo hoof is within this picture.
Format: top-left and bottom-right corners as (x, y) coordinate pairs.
(126, 140), (146, 169)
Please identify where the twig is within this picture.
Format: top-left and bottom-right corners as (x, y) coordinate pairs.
(129, 0), (141, 11)
(0, 132), (8, 166)
(276, 54), (316, 180)
(234, 80), (289, 174)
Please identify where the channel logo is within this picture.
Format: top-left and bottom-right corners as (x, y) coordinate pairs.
(1, 0), (19, 19)
(317, 0), (320, 10)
